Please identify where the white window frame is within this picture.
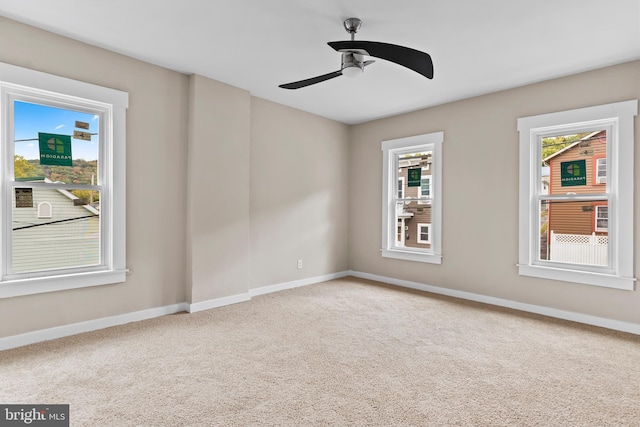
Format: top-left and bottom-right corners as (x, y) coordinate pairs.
(595, 205), (608, 232)
(418, 173), (431, 205)
(517, 100), (636, 290)
(0, 61), (128, 298)
(417, 223), (431, 244)
(397, 176), (405, 199)
(381, 131), (443, 264)
(596, 157), (607, 184)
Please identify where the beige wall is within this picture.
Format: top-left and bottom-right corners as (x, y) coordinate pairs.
(349, 60), (640, 324)
(187, 75), (251, 302)
(0, 17), (351, 339)
(0, 17), (190, 337)
(249, 98), (350, 289)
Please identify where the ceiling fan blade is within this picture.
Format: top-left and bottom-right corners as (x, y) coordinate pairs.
(328, 41), (433, 79)
(279, 70), (343, 89)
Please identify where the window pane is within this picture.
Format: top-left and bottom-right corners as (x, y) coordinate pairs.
(419, 225), (430, 243)
(596, 158), (607, 184)
(394, 199), (432, 250)
(542, 130), (606, 194)
(595, 206), (608, 231)
(12, 187), (101, 273)
(14, 101), (99, 185)
(539, 200), (608, 267)
(395, 151), (433, 251)
(421, 176), (430, 197)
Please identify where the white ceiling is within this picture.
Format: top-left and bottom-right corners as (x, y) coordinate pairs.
(1, 0), (639, 124)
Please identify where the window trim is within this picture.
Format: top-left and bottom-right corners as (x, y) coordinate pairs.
(517, 100), (636, 290)
(0, 61), (128, 298)
(381, 131), (443, 264)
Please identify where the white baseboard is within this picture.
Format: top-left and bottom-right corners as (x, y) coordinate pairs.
(188, 270), (350, 312)
(0, 271), (351, 351)
(349, 270), (640, 336)
(188, 293), (251, 313)
(249, 271), (350, 297)
(0, 303), (189, 351)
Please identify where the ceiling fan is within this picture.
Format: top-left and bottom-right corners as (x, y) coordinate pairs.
(279, 18), (434, 90)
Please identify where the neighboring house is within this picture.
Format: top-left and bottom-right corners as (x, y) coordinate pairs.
(396, 153), (432, 249)
(543, 130), (607, 237)
(542, 131), (608, 266)
(12, 178), (100, 273)
(541, 166), (550, 196)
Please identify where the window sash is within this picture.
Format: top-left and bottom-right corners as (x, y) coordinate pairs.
(6, 182), (104, 279)
(532, 128), (612, 272)
(4, 93), (108, 279)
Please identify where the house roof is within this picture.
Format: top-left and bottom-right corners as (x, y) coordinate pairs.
(22, 178), (99, 215)
(542, 131), (605, 164)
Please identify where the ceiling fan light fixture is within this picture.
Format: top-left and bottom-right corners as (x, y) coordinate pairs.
(342, 65), (363, 78)
(341, 52), (364, 78)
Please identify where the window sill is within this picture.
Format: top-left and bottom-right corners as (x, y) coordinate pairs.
(0, 269), (127, 298)
(381, 249), (442, 264)
(518, 264), (635, 290)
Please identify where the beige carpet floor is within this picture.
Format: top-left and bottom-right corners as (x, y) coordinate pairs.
(1, 277), (639, 426)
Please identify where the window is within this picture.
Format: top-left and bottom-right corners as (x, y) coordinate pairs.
(381, 131), (443, 264)
(517, 100), (636, 290)
(418, 173), (431, 204)
(397, 177), (405, 199)
(595, 205), (608, 232)
(0, 61), (128, 298)
(417, 223), (431, 244)
(594, 156), (606, 184)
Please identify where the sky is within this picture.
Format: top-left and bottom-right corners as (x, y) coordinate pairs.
(14, 100), (99, 161)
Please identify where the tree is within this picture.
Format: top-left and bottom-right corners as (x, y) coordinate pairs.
(541, 132), (591, 162)
(14, 155), (37, 178)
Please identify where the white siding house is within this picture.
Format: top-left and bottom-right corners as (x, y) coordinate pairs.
(12, 182), (99, 273)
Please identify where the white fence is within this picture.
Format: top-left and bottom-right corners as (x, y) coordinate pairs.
(549, 231), (608, 266)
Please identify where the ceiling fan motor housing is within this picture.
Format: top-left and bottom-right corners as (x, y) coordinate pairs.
(341, 52), (364, 76)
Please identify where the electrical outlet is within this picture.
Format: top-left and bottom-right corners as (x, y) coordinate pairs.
(297, 259), (303, 269)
